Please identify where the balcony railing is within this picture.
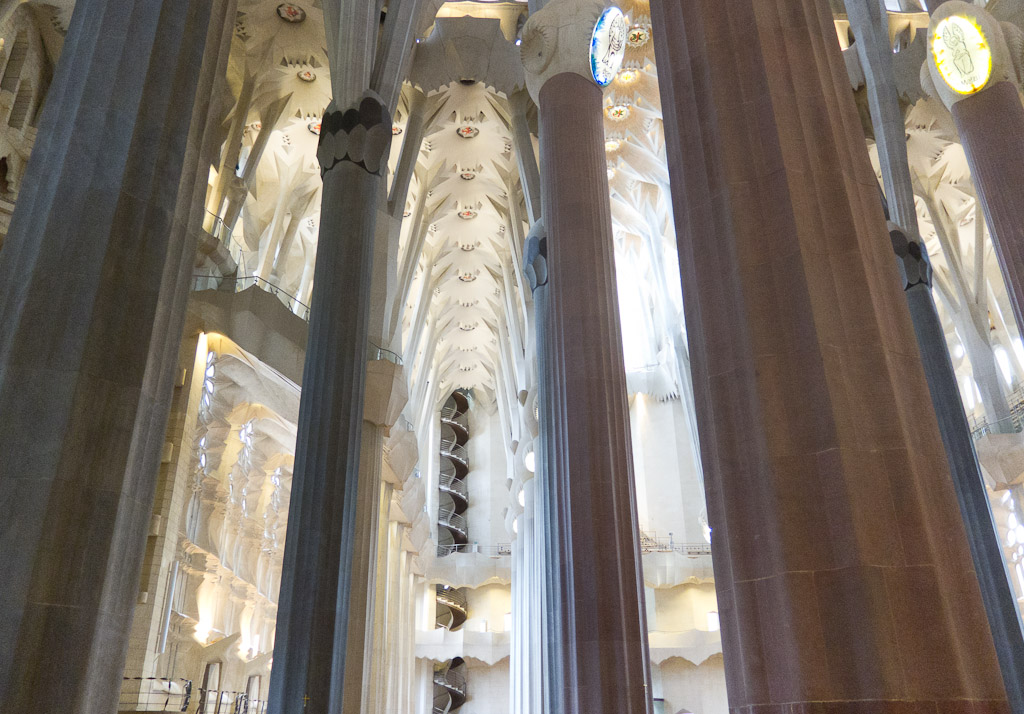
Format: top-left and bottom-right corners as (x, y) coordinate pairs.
(968, 385), (1024, 440)
(436, 543), (511, 557)
(118, 677), (191, 712)
(196, 689), (265, 714)
(190, 273), (402, 366)
(639, 532), (712, 557)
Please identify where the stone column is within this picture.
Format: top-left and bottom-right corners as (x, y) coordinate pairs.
(268, 95), (393, 714)
(511, 89), (542, 225)
(521, 2), (652, 712)
(650, 2), (1008, 714)
(342, 359), (407, 714)
(525, 225), (563, 714)
(893, 225), (1024, 714)
(848, 2), (1024, 706)
(926, 3), (1024, 334)
(0, 1), (220, 712)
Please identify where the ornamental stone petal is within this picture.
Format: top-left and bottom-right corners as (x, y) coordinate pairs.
(348, 124), (367, 165)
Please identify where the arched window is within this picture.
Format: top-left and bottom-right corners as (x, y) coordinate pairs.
(0, 30), (28, 93)
(9, 82), (31, 129)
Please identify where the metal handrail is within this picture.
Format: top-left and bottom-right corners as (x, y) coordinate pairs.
(433, 667), (467, 695)
(196, 688), (253, 714)
(441, 410), (469, 434)
(440, 439), (468, 465)
(439, 508), (468, 536)
(436, 584), (468, 611)
(119, 677), (192, 712)
(638, 532), (712, 557)
(440, 471), (468, 500)
(190, 273), (402, 366)
(436, 543), (511, 557)
(968, 385), (1024, 439)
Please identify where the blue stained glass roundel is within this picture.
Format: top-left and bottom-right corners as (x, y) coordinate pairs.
(590, 6), (627, 87)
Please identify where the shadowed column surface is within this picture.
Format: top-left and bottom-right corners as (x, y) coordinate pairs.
(0, 0), (221, 712)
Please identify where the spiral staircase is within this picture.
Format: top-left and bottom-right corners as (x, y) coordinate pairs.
(432, 657), (468, 714)
(438, 391), (471, 556)
(435, 583), (468, 631)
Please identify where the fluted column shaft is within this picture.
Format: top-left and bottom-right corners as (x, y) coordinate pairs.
(0, 0), (221, 711)
(651, 2), (1007, 714)
(538, 71), (651, 714)
(268, 96), (393, 714)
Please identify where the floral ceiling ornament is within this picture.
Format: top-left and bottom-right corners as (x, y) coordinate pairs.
(297, 69), (316, 82)
(616, 68), (640, 85)
(606, 104), (632, 121)
(628, 24), (651, 48)
(392, 125), (404, 135)
(458, 273), (478, 283)
(277, 4), (306, 22)
(460, 171), (477, 181)
(458, 209), (478, 220)
(456, 125), (480, 139)
(307, 120), (321, 135)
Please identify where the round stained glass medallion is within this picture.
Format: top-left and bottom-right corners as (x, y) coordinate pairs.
(932, 15), (993, 94)
(590, 6), (628, 87)
(277, 4), (306, 22)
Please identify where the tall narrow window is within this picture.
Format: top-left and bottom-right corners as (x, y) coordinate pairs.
(198, 662), (221, 714)
(0, 31), (27, 93)
(8, 83), (31, 129)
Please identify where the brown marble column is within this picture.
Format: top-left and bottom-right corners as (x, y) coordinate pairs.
(522, 2), (652, 709)
(951, 81), (1024, 332)
(0, 1), (221, 712)
(650, 2), (1007, 714)
(540, 70), (651, 714)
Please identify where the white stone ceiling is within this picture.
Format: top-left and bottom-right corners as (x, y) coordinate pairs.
(400, 81), (520, 397)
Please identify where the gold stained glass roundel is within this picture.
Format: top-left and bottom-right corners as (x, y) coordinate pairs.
(932, 15), (993, 95)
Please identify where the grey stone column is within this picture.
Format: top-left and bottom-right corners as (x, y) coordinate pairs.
(511, 90), (542, 225)
(342, 359), (407, 714)
(268, 94), (393, 714)
(0, 0), (221, 712)
(892, 226), (1024, 714)
(522, 2), (652, 710)
(387, 88), (428, 216)
(525, 225), (564, 714)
